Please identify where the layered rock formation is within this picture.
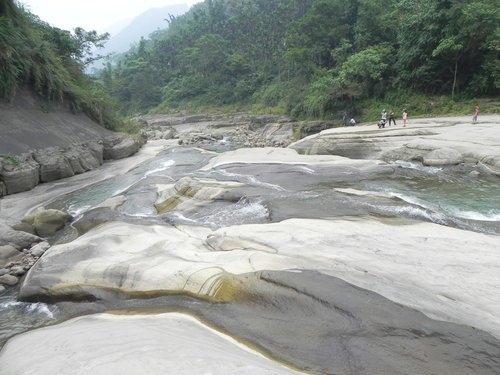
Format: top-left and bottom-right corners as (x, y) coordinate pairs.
(0, 313), (304, 375)
(290, 115), (500, 175)
(0, 90), (145, 197)
(138, 113), (300, 148)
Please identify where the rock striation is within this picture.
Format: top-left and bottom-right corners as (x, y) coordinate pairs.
(0, 135), (144, 197)
(290, 115), (500, 175)
(138, 113), (298, 148)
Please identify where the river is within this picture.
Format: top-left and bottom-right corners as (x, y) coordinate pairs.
(1, 141), (499, 374)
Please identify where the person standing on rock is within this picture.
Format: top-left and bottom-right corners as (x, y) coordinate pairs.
(402, 110), (408, 127)
(381, 109), (387, 124)
(473, 105), (480, 124)
(388, 110), (396, 126)
(342, 111), (348, 126)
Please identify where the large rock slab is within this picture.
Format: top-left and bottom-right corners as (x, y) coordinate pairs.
(289, 116), (500, 171)
(19, 218), (500, 339)
(0, 313), (304, 375)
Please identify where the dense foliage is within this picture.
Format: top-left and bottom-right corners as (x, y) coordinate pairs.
(106, 0), (499, 118)
(0, 0), (122, 129)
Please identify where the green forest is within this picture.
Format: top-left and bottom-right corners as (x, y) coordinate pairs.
(0, 0), (121, 129)
(1, 0), (499, 124)
(105, 0), (499, 119)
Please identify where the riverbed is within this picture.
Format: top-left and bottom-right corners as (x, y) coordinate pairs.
(1, 120), (499, 375)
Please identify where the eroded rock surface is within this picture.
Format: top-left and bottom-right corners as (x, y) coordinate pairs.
(290, 115), (500, 174)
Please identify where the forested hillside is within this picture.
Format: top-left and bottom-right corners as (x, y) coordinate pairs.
(105, 0), (499, 119)
(0, 0), (122, 129)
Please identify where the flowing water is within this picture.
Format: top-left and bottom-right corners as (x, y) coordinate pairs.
(1, 144), (499, 372)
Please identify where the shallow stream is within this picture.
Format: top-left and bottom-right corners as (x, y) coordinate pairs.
(1, 143), (499, 373)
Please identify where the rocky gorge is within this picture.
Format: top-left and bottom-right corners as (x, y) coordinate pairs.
(0, 113), (499, 375)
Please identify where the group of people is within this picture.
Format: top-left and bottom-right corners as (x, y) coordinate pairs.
(378, 109), (408, 128)
(342, 111), (356, 126)
(344, 104), (479, 129)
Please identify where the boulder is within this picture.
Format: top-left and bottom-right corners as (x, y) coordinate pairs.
(0, 268), (9, 276)
(423, 148), (464, 166)
(155, 177), (243, 214)
(11, 222), (36, 235)
(29, 241), (50, 258)
(22, 208), (72, 237)
(87, 141), (104, 166)
(63, 146), (87, 175)
(0, 245), (19, 260)
(478, 155), (500, 176)
(0, 222), (41, 249)
(0, 285), (5, 293)
(0, 153), (40, 194)
(0, 274), (18, 286)
(33, 147), (75, 182)
(103, 135), (140, 160)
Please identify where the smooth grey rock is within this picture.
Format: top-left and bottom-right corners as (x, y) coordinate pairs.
(63, 146), (86, 174)
(0, 153), (40, 194)
(423, 148), (464, 166)
(478, 155), (500, 176)
(11, 222), (36, 235)
(0, 269), (9, 276)
(381, 147), (427, 163)
(23, 208), (72, 237)
(0, 245), (19, 259)
(0, 274), (18, 286)
(33, 147), (75, 182)
(0, 285), (5, 293)
(30, 241), (50, 257)
(87, 141), (104, 166)
(0, 222), (41, 249)
(103, 135), (140, 160)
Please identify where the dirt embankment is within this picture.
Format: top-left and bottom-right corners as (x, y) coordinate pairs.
(0, 89), (144, 197)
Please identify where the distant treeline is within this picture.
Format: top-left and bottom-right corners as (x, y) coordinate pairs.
(0, 0), (121, 129)
(104, 0), (499, 118)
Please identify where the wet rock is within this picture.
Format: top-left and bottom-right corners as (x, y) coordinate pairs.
(0, 153), (40, 194)
(423, 148), (464, 166)
(0, 269), (9, 276)
(0, 274), (18, 286)
(478, 155), (500, 176)
(22, 208), (72, 238)
(0, 285), (5, 293)
(33, 147), (75, 182)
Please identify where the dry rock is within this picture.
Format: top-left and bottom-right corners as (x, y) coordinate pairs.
(0, 274), (18, 286)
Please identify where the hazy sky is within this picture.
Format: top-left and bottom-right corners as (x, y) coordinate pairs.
(19, 0), (202, 31)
